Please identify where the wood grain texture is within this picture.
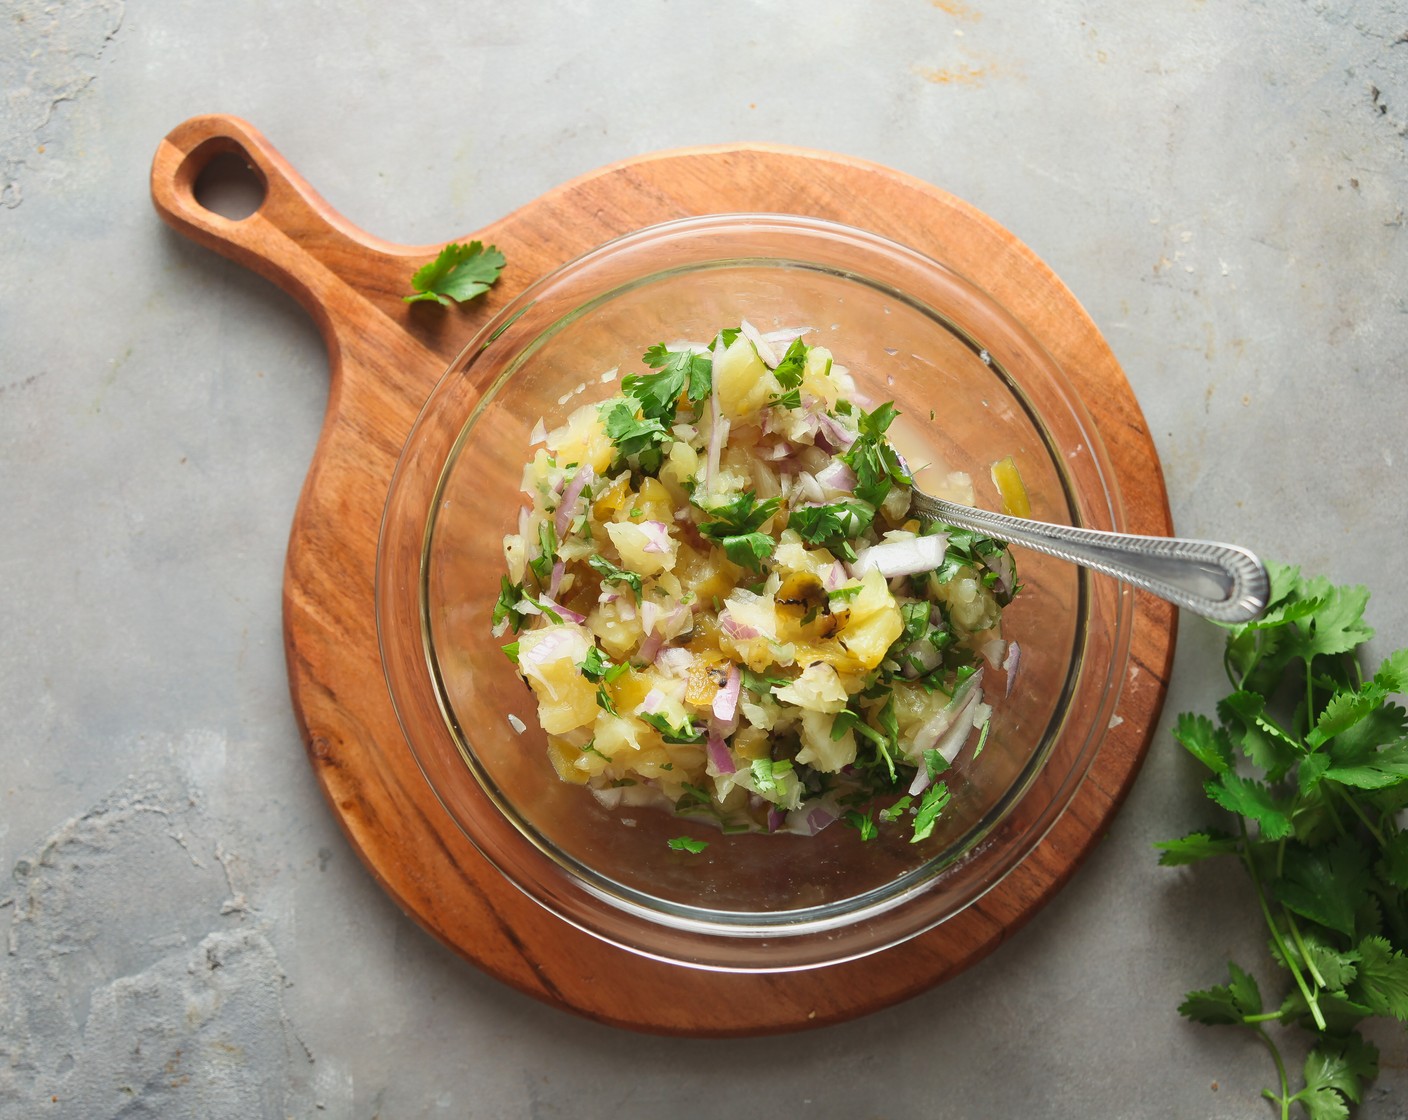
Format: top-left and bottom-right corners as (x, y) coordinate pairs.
(151, 114), (1176, 1036)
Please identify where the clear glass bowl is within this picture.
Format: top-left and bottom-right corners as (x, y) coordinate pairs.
(376, 214), (1130, 971)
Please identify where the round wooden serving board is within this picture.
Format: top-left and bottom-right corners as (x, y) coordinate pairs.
(150, 115), (1176, 1037)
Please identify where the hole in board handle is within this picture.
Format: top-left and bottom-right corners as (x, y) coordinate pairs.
(193, 151), (265, 221)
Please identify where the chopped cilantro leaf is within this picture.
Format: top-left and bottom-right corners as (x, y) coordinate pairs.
(879, 796), (913, 822)
(786, 501), (874, 560)
(639, 710), (705, 744)
(527, 520), (558, 587)
(580, 645), (615, 682)
(501, 641), (520, 665)
(697, 491), (781, 574)
(588, 554), (643, 602)
(625, 345), (712, 423)
(599, 398), (671, 468)
(741, 667), (790, 695)
(910, 781), (951, 843)
(493, 576), (525, 633)
(840, 400), (912, 508)
(771, 338), (808, 390)
(843, 809), (878, 841)
(667, 835), (708, 853)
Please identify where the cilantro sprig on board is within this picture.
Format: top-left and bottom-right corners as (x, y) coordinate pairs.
(1160, 561), (1408, 1119)
(404, 240), (506, 305)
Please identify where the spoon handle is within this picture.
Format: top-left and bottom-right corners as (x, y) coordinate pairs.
(910, 491), (1270, 624)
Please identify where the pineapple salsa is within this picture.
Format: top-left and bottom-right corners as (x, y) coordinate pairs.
(493, 323), (1019, 845)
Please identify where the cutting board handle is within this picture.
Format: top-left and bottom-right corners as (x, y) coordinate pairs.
(150, 114), (421, 338)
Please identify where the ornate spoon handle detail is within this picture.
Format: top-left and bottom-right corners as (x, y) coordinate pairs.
(910, 490), (1270, 624)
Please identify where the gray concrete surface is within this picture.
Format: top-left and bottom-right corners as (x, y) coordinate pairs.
(4, 1), (1408, 1117)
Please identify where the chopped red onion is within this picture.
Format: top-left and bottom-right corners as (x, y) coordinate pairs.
(720, 611), (761, 641)
(519, 627), (581, 668)
(739, 319), (779, 368)
(538, 596), (585, 625)
(931, 688), (983, 763)
(814, 459), (857, 494)
(638, 520), (673, 554)
(795, 472), (825, 505)
(641, 689), (665, 714)
(988, 549), (1018, 602)
(555, 463), (594, 537)
(529, 417), (548, 445)
(637, 631), (663, 663)
(706, 733), (736, 774)
(706, 337), (725, 491)
(1003, 641), (1021, 697)
(823, 561), (846, 591)
(767, 807), (786, 833)
(654, 646), (694, 675)
(908, 767), (931, 797)
(761, 326), (812, 347)
(899, 639), (943, 679)
(851, 534), (948, 579)
(712, 661), (742, 723)
(785, 801), (839, 836)
(508, 713), (527, 734)
(548, 559), (565, 599)
(981, 638), (1006, 669)
(591, 786), (623, 810)
(815, 412), (857, 451)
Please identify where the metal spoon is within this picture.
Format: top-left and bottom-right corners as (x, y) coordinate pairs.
(909, 488), (1270, 624)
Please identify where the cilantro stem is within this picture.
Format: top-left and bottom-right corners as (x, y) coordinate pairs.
(1283, 912), (1327, 990)
(1329, 780), (1387, 848)
(1238, 817), (1327, 1032)
(1252, 1025), (1291, 1120)
(1319, 790), (1349, 839)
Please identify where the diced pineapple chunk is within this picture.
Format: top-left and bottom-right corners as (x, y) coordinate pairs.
(659, 440), (699, 504)
(713, 336), (774, 419)
(604, 520), (678, 576)
(800, 345), (840, 407)
(594, 713), (648, 761)
(633, 477), (674, 523)
(547, 402), (614, 474)
(587, 598), (643, 659)
(991, 455), (1031, 518)
(837, 568), (903, 669)
(795, 709), (858, 773)
(546, 737), (594, 783)
(772, 662), (848, 714)
(518, 625), (598, 734)
(673, 543), (736, 607)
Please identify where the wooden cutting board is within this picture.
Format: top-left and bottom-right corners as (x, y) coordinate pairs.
(150, 114), (1176, 1037)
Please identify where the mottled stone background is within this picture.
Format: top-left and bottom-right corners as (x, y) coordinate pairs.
(3, 2), (1407, 1117)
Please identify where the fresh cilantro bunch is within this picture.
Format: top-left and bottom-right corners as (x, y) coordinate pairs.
(1159, 561), (1408, 1119)
(404, 240), (506, 305)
